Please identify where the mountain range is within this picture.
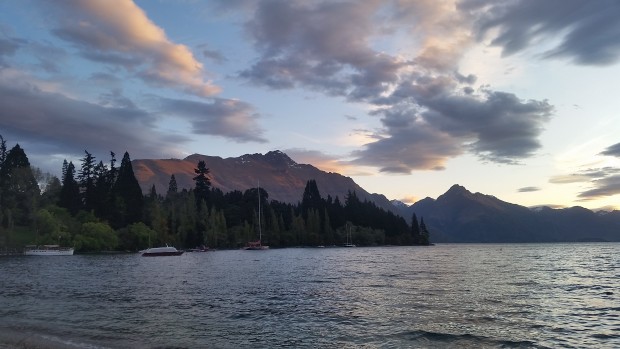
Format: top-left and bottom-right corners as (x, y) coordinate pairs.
(133, 150), (396, 211)
(133, 151), (620, 243)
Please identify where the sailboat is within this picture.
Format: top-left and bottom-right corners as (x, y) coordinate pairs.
(344, 224), (356, 247)
(244, 181), (269, 250)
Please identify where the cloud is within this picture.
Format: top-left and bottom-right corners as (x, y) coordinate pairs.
(549, 175), (592, 184)
(600, 142), (620, 157)
(351, 111), (462, 172)
(0, 35), (21, 66)
(416, 89), (553, 164)
(578, 175), (620, 200)
(239, 1), (405, 98)
(49, 0), (221, 97)
(157, 97), (267, 143)
(468, 0), (620, 66)
(285, 148), (359, 175)
(233, 0), (553, 172)
(551, 166), (620, 200)
(0, 72), (188, 167)
(518, 186), (540, 193)
(399, 195), (419, 205)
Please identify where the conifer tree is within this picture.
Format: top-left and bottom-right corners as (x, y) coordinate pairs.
(59, 161), (81, 215)
(111, 151), (144, 228)
(419, 217), (430, 245)
(0, 144), (40, 225)
(411, 212), (421, 244)
(301, 180), (322, 218)
(78, 150), (97, 211)
(167, 174), (178, 199)
(193, 160), (211, 209)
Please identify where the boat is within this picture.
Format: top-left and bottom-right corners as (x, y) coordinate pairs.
(141, 246), (184, 257)
(343, 225), (356, 247)
(24, 245), (74, 256)
(244, 181), (269, 250)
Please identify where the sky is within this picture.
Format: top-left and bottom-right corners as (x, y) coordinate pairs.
(1, 0), (619, 211)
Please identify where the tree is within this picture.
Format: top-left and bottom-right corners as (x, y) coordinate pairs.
(167, 174), (178, 199)
(111, 152), (144, 228)
(301, 180), (323, 219)
(0, 144), (41, 225)
(193, 160), (211, 209)
(419, 217), (430, 245)
(78, 150), (97, 211)
(411, 212), (421, 244)
(73, 222), (118, 252)
(59, 161), (81, 215)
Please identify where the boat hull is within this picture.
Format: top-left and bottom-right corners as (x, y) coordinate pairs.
(141, 246), (184, 257)
(142, 251), (184, 257)
(24, 248), (74, 256)
(243, 246), (269, 250)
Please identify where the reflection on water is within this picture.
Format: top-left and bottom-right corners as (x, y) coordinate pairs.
(0, 243), (619, 348)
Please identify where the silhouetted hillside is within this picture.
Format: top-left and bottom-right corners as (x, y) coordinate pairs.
(404, 184), (620, 242)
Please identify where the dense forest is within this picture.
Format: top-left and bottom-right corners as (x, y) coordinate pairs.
(0, 136), (430, 252)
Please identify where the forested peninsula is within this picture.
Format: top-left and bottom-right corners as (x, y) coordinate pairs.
(0, 136), (429, 253)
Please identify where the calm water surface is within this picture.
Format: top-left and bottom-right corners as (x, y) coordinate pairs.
(0, 243), (619, 348)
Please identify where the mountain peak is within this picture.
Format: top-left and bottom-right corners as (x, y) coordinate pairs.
(264, 150), (297, 166)
(445, 184), (470, 196)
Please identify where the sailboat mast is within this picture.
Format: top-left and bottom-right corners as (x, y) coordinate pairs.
(258, 180), (261, 241)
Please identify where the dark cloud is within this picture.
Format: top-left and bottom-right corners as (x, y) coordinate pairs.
(468, 0), (620, 66)
(351, 107), (462, 172)
(0, 36), (20, 59)
(240, 1), (403, 99)
(550, 166), (620, 200)
(518, 186), (540, 193)
(600, 142), (620, 157)
(235, 0), (554, 172)
(198, 43), (227, 64)
(578, 175), (620, 200)
(158, 97), (267, 143)
(0, 78), (188, 167)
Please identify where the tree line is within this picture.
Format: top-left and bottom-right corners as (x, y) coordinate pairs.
(0, 136), (430, 252)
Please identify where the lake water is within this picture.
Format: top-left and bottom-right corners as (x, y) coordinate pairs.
(0, 244), (619, 348)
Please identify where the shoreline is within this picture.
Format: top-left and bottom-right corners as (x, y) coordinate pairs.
(0, 327), (109, 349)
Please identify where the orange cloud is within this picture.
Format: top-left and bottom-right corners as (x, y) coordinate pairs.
(57, 0), (220, 97)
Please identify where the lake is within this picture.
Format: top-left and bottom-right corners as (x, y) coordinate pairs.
(0, 243), (618, 348)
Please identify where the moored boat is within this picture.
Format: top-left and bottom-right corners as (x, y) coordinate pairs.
(141, 246), (184, 257)
(24, 245), (74, 256)
(243, 240), (269, 250)
(243, 181), (269, 251)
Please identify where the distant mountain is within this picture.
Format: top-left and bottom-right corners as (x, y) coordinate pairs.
(134, 152), (620, 243)
(133, 150), (397, 213)
(403, 184), (620, 242)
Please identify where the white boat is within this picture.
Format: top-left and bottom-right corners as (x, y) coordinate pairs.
(24, 245), (74, 256)
(244, 181), (269, 250)
(344, 225), (356, 247)
(141, 246), (184, 257)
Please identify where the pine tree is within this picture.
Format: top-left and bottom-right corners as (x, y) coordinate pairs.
(0, 144), (40, 225)
(411, 212), (421, 244)
(59, 161), (81, 215)
(301, 180), (322, 218)
(193, 160), (211, 209)
(78, 150), (97, 211)
(419, 217), (430, 245)
(167, 174), (178, 199)
(111, 152), (144, 228)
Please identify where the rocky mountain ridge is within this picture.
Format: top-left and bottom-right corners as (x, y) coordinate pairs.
(133, 150), (396, 212)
